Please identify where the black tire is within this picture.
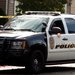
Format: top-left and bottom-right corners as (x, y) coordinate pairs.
(25, 50), (45, 73)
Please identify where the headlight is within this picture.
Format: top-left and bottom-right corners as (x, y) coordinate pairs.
(11, 41), (26, 49)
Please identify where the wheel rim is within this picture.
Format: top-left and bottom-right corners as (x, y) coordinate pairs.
(33, 58), (39, 71)
(31, 51), (44, 72)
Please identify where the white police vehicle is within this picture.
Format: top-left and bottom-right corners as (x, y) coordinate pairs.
(0, 11), (75, 73)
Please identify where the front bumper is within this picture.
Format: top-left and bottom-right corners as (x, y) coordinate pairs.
(0, 38), (30, 65)
(3, 48), (30, 65)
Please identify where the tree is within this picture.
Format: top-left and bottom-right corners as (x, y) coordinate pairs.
(16, 0), (67, 15)
(0, 8), (8, 25)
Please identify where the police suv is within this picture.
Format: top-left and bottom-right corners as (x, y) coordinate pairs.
(0, 11), (75, 73)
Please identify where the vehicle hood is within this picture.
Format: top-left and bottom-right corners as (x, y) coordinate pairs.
(0, 31), (38, 38)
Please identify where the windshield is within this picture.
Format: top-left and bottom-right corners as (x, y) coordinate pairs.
(3, 16), (49, 32)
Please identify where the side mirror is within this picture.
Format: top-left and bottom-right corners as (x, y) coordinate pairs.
(42, 22), (47, 27)
(49, 27), (62, 35)
(42, 22), (47, 32)
(0, 25), (3, 29)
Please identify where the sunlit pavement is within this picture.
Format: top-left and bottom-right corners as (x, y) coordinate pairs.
(46, 63), (75, 68)
(0, 63), (75, 75)
(0, 63), (75, 70)
(0, 66), (25, 70)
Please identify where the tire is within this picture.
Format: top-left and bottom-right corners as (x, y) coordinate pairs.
(25, 50), (45, 73)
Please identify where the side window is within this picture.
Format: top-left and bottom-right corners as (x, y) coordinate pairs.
(65, 18), (75, 33)
(50, 19), (65, 34)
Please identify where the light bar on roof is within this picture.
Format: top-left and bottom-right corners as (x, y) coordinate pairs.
(25, 11), (61, 15)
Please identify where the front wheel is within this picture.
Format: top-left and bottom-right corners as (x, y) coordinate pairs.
(26, 50), (45, 73)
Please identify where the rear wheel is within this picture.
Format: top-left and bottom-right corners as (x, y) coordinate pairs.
(26, 50), (45, 73)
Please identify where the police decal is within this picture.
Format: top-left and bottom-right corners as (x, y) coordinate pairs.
(50, 36), (55, 49)
(55, 44), (75, 49)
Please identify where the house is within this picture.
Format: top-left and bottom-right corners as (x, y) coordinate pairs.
(66, 0), (75, 14)
(0, 0), (75, 15)
(0, 0), (15, 16)
(71, 0), (75, 14)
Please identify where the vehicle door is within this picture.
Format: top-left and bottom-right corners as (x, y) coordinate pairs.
(47, 18), (72, 61)
(63, 18), (75, 60)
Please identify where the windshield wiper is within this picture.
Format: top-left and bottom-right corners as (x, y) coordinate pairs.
(3, 28), (16, 31)
(3, 28), (35, 32)
(18, 29), (35, 32)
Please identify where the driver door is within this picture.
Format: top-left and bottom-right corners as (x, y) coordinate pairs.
(47, 18), (69, 61)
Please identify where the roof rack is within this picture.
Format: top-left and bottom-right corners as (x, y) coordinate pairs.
(25, 11), (61, 16)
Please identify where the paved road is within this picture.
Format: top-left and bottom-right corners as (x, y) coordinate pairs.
(0, 63), (75, 75)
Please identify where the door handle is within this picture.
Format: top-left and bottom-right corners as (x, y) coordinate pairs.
(62, 38), (68, 41)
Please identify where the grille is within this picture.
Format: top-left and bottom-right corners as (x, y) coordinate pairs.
(8, 49), (23, 56)
(0, 39), (5, 50)
(0, 37), (11, 50)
